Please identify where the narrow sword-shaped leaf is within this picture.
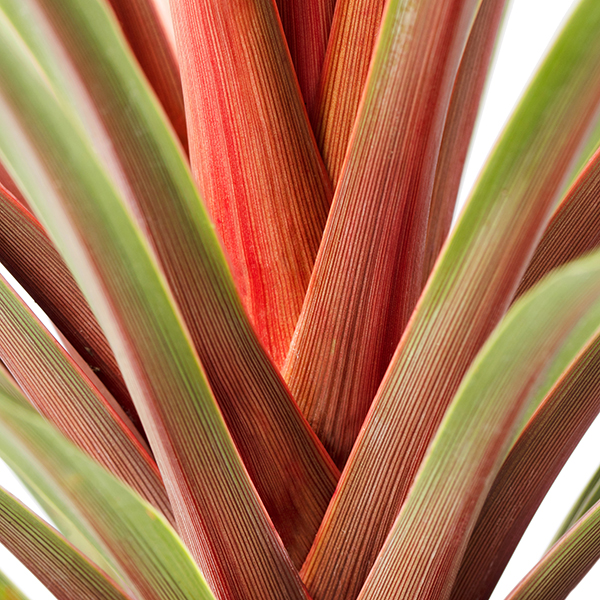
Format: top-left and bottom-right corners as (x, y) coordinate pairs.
(312, 0), (386, 183)
(356, 249), (600, 600)
(1, 0), (338, 566)
(422, 0), (507, 280)
(0, 10), (309, 600)
(105, 0), (187, 152)
(171, 0), (332, 366)
(0, 487), (135, 600)
(285, 0), (481, 468)
(0, 272), (172, 521)
(516, 146), (600, 298)
(449, 327), (600, 599)
(553, 463), (600, 544)
(0, 569), (28, 600)
(0, 391), (217, 600)
(505, 499), (600, 600)
(300, 2), (600, 599)
(0, 184), (139, 432)
(0, 381), (129, 587)
(275, 0), (336, 116)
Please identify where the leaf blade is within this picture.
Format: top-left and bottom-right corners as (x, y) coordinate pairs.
(285, 0), (481, 469)
(357, 249), (600, 600)
(0, 486), (135, 600)
(300, 2), (600, 598)
(171, 0), (333, 365)
(1, 0), (338, 567)
(0, 9), (309, 600)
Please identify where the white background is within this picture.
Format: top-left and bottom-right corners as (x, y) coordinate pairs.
(0, 0), (598, 598)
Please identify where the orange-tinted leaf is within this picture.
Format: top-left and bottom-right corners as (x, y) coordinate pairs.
(299, 3), (600, 598)
(171, 0), (332, 366)
(423, 0), (507, 280)
(284, 0), (480, 468)
(0, 184), (140, 433)
(312, 0), (386, 183)
(276, 0), (336, 116)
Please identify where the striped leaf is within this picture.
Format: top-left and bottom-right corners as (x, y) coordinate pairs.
(0, 183), (139, 432)
(0, 0), (338, 567)
(0, 487), (134, 600)
(300, 2), (600, 599)
(0, 272), (172, 521)
(516, 146), (600, 299)
(284, 0), (481, 468)
(106, 0), (187, 151)
(0, 388), (216, 600)
(423, 0), (507, 280)
(449, 325), (600, 598)
(275, 0), (336, 116)
(356, 249), (600, 600)
(0, 8), (309, 600)
(312, 0), (386, 183)
(505, 498), (600, 600)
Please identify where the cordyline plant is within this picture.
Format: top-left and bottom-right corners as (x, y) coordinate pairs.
(2, 0), (600, 599)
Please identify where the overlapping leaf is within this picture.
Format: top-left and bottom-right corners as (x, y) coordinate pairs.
(505, 498), (600, 600)
(450, 334), (600, 600)
(171, 0), (332, 366)
(0, 8), (309, 600)
(356, 249), (600, 600)
(0, 388), (217, 600)
(284, 0), (481, 469)
(423, 0), (507, 280)
(300, 2), (600, 599)
(0, 184), (139, 431)
(106, 0), (187, 151)
(0, 272), (172, 520)
(0, 0), (338, 567)
(275, 0), (336, 116)
(516, 146), (600, 298)
(312, 0), (386, 183)
(0, 487), (134, 600)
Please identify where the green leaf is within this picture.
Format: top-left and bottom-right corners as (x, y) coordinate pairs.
(553, 462), (600, 545)
(423, 0), (508, 280)
(0, 388), (216, 600)
(516, 146), (600, 299)
(0, 271), (172, 521)
(0, 0), (338, 570)
(300, 2), (600, 598)
(356, 249), (600, 600)
(106, 0), (187, 151)
(0, 569), (28, 600)
(450, 327), (600, 599)
(284, 0), (482, 469)
(504, 497), (600, 600)
(0, 7), (309, 599)
(0, 486), (135, 600)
